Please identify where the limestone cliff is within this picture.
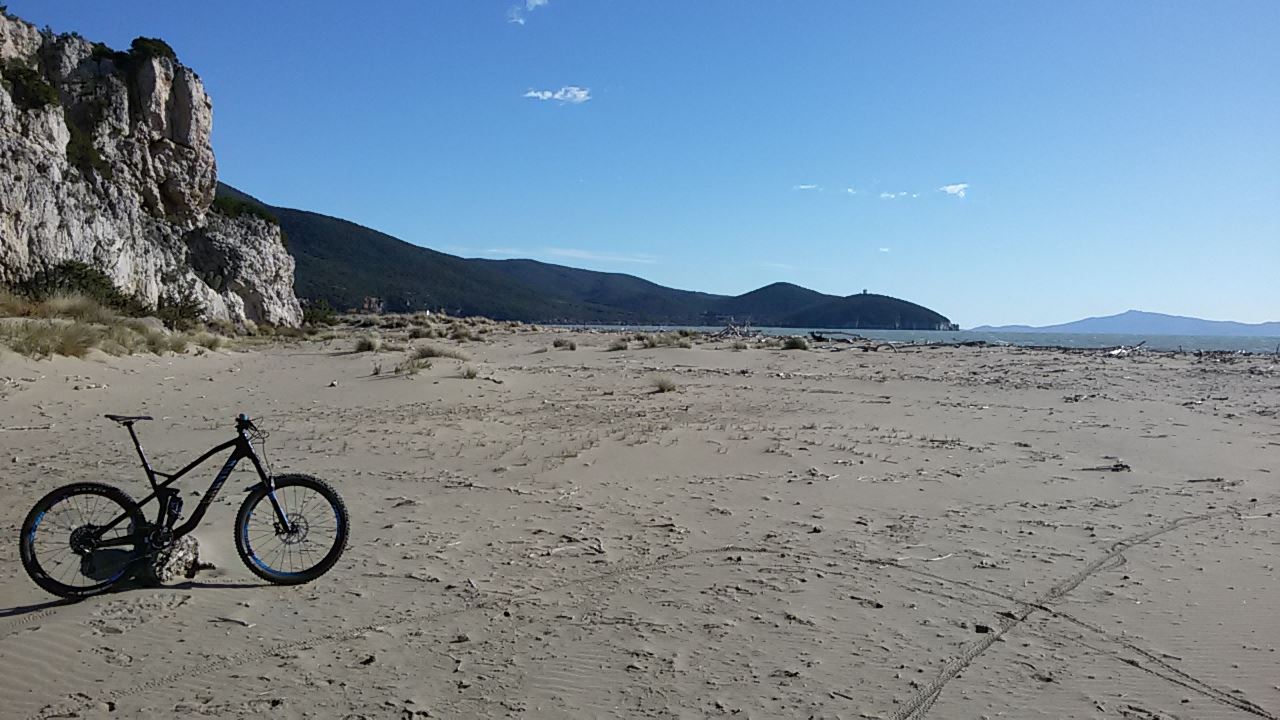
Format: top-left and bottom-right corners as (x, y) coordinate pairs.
(0, 13), (301, 326)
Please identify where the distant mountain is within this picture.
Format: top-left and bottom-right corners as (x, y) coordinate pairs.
(216, 183), (956, 329)
(973, 310), (1280, 337)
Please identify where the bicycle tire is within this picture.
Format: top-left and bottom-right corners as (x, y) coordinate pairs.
(234, 474), (348, 584)
(20, 482), (145, 598)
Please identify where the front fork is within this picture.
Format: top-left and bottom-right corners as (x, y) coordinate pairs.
(246, 444), (293, 533)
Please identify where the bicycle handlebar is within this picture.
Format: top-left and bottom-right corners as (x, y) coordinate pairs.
(235, 414), (257, 433)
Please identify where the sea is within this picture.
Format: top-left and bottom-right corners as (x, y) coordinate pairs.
(568, 326), (1280, 354)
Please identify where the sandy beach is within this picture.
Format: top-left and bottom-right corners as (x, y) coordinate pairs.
(1, 327), (1277, 719)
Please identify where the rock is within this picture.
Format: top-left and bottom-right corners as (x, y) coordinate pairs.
(143, 535), (204, 584)
(0, 14), (301, 326)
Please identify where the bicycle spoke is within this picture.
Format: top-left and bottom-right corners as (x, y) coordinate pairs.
(244, 485), (340, 575)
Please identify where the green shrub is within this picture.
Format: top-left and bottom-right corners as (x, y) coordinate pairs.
(211, 195), (280, 225)
(155, 290), (205, 331)
(1, 62), (59, 111)
(302, 299), (336, 326)
(18, 262), (147, 316)
(782, 336), (809, 350)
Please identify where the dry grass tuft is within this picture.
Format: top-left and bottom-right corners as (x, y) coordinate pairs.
(450, 325), (479, 342)
(650, 375), (678, 393)
(0, 321), (100, 359)
(395, 357), (430, 376)
(607, 338), (629, 351)
(354, 335), (382, 353)
(413, 344), (469, 361)
(193, 332), (224, 351)
(644, 332), (692, 349)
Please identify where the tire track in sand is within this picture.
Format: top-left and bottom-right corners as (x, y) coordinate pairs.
(26, 544), (772, 720)
(887, 505), (1278, 720)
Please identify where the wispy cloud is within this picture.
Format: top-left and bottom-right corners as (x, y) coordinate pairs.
(845, 187), (857, 195)
(939, 182), (969, 198)
(760, 261), (797, 271)
(878, 191), (909, 199)
(523, 86), (591, 104)
(546, 247), (657, 264)
(507, 0), (549, 25)
(878, 247), (891, 253)
(792, 184), (820, 191)
(482, 247), (528, 257)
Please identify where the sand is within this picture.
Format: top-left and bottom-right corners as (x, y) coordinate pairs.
(1, 328), (1277, 719)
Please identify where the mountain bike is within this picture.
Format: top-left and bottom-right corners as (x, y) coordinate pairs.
(19, 414), (349, 598)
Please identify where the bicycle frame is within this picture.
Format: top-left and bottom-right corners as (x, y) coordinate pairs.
(91, 424), (290, 548)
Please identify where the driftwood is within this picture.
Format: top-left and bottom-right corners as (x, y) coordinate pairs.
(1105, 340), (1147, 358)
(712, 323), (759, 339)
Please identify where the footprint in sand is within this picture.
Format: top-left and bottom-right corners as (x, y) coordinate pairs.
(88, 593), (192, 636)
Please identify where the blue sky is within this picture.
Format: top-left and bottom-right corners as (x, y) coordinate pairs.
(13, 1), (1279, 326)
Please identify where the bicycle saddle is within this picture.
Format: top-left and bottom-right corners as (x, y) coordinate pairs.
(104, 414), (153, 424)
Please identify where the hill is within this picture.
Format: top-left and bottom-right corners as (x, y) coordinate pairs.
(780, 293), (953, 330)
(973, 310), (1280, 337)
(217, 184), (956, 329)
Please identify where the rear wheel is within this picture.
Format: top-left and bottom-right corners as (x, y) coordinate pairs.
(20, 483), (144, 598)
(234, 474), (348, 584)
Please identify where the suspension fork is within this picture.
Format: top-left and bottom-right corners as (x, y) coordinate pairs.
(246, 444), (293, 532)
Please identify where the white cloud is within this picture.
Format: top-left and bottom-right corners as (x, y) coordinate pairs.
(879, 191), (909, 199)
(939, 182), (969, 198)
(760, 261), (797, 271)
(878, 247), (891, 253)
(845, 187), (857, 195)
(507, 0), (549, 25)
(546, 248), (657, 264)
(483, 247), (528, 256)
(792, 184), (819, 191)
(523, 86), (591, 104)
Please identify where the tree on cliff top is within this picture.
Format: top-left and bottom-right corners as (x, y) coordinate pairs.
(129, 37), (177, 62)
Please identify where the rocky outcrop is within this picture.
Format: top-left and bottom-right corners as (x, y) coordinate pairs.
(0, 14), (301, 326)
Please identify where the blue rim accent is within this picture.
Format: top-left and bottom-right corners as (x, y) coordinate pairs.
(29, 510), (44, 544)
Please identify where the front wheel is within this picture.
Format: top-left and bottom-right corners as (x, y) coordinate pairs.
(235, 474), (348, 585)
